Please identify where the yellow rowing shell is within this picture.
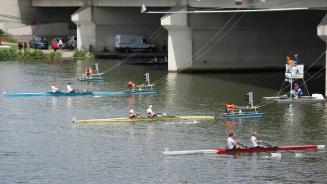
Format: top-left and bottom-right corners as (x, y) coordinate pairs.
(73, 116), (216, 123)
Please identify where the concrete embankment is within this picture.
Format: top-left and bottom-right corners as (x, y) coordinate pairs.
(95, 52), (167, 59)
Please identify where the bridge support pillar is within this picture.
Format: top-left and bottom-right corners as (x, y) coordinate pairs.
(317, 14), (327, 97)
(161, 11), (192, 72)
(72, 6), (96, 51)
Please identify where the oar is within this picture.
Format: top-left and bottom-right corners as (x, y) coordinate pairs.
(156, 112), (167, 117)
(163, 147), (217, 155)
(237, 141), (248, 148)
(261, 141), (303, 158)
(259, 141), (285, 158)
(261, 141), (276, 148)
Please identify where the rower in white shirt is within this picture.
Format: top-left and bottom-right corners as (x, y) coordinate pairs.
(250, 132), (264, 148)
(227, 133), (238, 149)
(129, 107), (137, 118)
(147, 105), (157, 117)
(66, 83), (74, 93)
(51, 84), (59, 93)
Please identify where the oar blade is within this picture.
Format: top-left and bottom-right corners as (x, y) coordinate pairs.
(162, 148), (217, 155)
(270, 152), (282, 158)
(317, 145), (325, 149)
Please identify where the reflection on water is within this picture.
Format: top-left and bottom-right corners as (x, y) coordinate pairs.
(224, 120), (236, 135)
(128, 95), (136, 109)
(0, 60), (326, 183)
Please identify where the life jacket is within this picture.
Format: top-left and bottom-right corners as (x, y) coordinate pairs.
(128, 81), (135, 88)
(286, 57), (294, 65)
(85, 67), (92, 74)
(225, 104), (236, 110)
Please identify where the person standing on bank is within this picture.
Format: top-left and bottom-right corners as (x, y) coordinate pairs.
(52, 41), (58, 52)
(23, 41), (27, 52)
(18, 42), (23, 51)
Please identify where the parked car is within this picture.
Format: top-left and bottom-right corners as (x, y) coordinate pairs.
(115, 34), (156, 52)
(30, 36), (48, 49)
(51, 38), (67, 49)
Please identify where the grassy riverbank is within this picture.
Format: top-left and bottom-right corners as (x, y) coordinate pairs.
(0, 48), (61, 60)
(73, 49), (95, 59)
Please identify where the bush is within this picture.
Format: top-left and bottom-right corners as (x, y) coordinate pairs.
(73, 49), (95, 58)
(0, 48), (63, 60)
(73, 49), (86, 58)
(0, 29), (17, 43)
(47, 51), (61, 59)
(19, 50), (46, 59)
(0, 48), (18, 59)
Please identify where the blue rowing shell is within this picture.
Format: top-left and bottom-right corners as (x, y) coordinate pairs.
(219, 112), (264, 119)
(78, 78), (106, 82)
(3, 90), (158, 97)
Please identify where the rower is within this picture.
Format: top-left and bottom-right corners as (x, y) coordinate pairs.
(51, 84), (59, 93)
(85, 66), (93, 79)
(129, 107), (137, 118)
(225, 104), (236, 113)
(128, 81), (135, 88)
(226, 133), (239, 149)
(250, 132), (264, 148)
(147, 105), (157, 117)
(67, 83), (74, 93)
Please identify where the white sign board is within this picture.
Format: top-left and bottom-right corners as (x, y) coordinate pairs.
(285, 64), (304, 79)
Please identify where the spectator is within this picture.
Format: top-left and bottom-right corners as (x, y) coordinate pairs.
(18, 42), (23, 51)
(52, 41), (58, 52)
(23, 41), (27, 52)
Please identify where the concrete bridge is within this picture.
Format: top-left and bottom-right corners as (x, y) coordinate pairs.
(2, 0), (327, 95)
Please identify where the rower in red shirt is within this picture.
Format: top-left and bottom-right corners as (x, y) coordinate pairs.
(85, 67), (93, 79)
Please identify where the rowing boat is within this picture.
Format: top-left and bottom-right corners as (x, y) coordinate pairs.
(262, 94), (325, 103)
(73, 116), (216, 123)
(215, 145), (324, 154)
(218, 111), (264, 119)
(78, 77), (106, 82)
(78, 73), (106, 82)
(78, 63), (106, 82)
(3, 89), (158, 97)
(262, 64), (325, 104)
(162, 145), (325, 155)
(219, 92), (264, 119)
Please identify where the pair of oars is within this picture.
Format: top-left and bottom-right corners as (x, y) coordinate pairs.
(260, 141), (304, 158)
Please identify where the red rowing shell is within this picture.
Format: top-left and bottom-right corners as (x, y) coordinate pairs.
(215, 145), (319, 154)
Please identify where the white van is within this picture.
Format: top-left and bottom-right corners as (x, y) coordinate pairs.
(114, 34), (156, 52)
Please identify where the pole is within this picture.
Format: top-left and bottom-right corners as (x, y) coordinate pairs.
(290, 78), (293, 99)
(249, 92), (253, 108)
(95, 63), (99, 74)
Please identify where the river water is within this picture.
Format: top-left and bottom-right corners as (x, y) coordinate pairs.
(0, 59), (326, 184)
